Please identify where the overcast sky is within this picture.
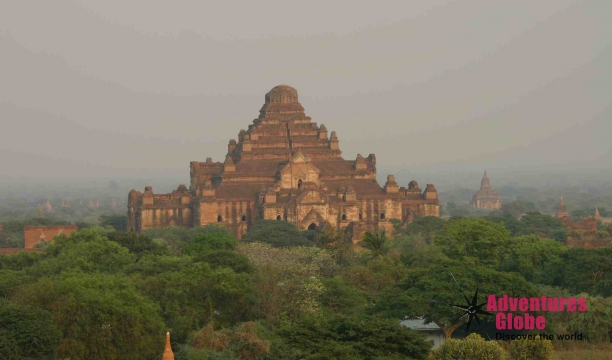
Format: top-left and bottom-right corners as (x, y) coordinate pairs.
(1, 0), (611, 187)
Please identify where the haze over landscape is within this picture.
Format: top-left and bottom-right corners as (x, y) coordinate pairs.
(4, 3), (612, 359)
(2, 0), (611, 191)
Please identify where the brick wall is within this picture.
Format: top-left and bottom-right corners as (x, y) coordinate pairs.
(23, 225), (78, 249)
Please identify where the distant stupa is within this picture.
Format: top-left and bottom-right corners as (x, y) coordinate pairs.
(594, 206), (602, 220)
(45, 200), (53, 212)
(555, 197), (569, 219)
(162, 332), (175, 360)
(470, 170), (502, 210)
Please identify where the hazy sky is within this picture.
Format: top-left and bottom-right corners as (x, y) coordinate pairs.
(1, 0), (611, 184)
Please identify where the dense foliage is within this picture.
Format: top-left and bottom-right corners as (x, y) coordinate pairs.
(1, 210), (612, 359)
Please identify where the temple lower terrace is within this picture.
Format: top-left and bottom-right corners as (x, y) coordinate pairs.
(127, 85), (441, 241)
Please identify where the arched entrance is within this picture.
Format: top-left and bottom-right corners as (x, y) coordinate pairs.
(308, 223), (317, 231)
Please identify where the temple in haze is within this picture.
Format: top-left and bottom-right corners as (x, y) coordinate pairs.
(555, 196), (598, 232)
(127, 85), (440, 241)
(470, 170), (502, 210)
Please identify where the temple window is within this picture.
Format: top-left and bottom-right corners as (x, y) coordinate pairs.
(217, 215), (223, 222)
(277, 215), (282, 221)
(380, 212), (385, 219)
(298, 179), (302, 189)
(359, 213), (363, 220)
(241, 215), (247, 222)
(341, 214), (347, 221)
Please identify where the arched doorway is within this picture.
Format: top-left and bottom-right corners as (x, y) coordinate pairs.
(380, 212), (385, 220)
(297, 179), (303, 189)
(341, 214), (347, 221)
(308, 223), (317, 231)
(217, 215), (223, 222)
(276, 215), (282, 221)
(241, 215), (247, 222)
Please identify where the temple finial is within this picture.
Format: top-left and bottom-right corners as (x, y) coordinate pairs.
(162, 332), (175, 360)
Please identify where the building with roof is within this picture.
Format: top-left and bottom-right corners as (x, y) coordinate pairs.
(127, 85), (440, 241)
(400, 318), (445, 349)
(470, 170), (501, 210)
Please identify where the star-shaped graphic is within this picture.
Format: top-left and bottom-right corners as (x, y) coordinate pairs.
(452, 288), (493, 334)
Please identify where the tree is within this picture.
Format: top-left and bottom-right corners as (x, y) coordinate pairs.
(0, 301), (62, 360)
(515, 213), (567, 242)
(242, 220), (314, 247)
(435, 218), (510, 266)
(358, 229), (391, 260)
(100, 214), (128, 231)
(568, 295), (612, 343)
(319, 277), (369, 317)
(193, 250), (253, 274)
(278, 314), (431, 360)
(499, 235), (566, 285)
(558, 247), (612, 296)
(500, 199), (538, 218)
(186, 322), (271, 360)
(373, 256), (536, 339)
(182, 232), (237, 256)
(428, 333), (505, 360)
(508, 337), (554, 360)
(0, 269), (33, 300)
(136, 262), (253, 342)
(13, 272), (166, 360)
(237, 243), (337, 322)
(28, 230), (136, 277)
(402, 216), (447, 240)
(445, 202), (474, 218)
(342, 257), (404, 295)
(106, 231), (170, 258)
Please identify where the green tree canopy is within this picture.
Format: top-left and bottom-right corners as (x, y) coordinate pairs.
(14, 272), (166, 360)
(242, 220), (314, 247)
(182, 231), (238, 256)
(499, 234), (566, 285)
(278, 314), (431, 360)
(0, 301), (62, 360)
(100, 214), (128, 232)
(435, 218), (510, 266)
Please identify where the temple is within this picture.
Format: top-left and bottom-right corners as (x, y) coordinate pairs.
(555, 196), (598, 232)
(470, 170), (501, 210)
(127, 85), (440, 241)
(555, 196), (570, 219)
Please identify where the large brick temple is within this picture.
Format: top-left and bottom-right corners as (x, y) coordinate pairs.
(127, 85), (440, 241)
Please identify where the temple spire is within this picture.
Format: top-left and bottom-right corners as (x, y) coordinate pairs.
(595, 206), (602, 219)
(480, 170), (491, 190)
(555, 196), (569, 219)
(162, 332), (175, 360)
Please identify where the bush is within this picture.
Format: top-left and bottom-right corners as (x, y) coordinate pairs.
(428, 333), (505, 360)
(508, 338), (553, 360)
